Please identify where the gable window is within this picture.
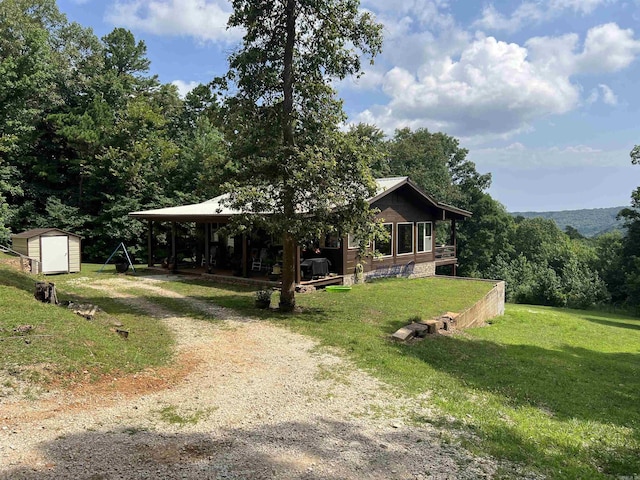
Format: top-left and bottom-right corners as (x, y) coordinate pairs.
(397, 222), (413, 255)
(375, 223), (393, 257)
(417, 222), (433, 253)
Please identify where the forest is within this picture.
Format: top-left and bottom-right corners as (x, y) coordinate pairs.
(2, 0), (640, 311)
(511, 206), (627, 237)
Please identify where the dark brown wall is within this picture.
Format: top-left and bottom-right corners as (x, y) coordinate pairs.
(345, 187), (441, 274)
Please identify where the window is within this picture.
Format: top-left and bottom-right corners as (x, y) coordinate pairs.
(397, 222), (413, 255)
(375, 223), (393, 257)
(347, 234), (360, 250)
(417, 222), (433, 253)
(322, 234), (340, 249)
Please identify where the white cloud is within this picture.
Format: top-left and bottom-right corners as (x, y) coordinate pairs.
(172, 80), (200, 98)
(586, 88), (600, 104)
(106, 0), (242, 43)
(470, 143), (629, 169)
(353, 35), (580, 138)
(599, 84), (618, 105)
(475, 0), (618, 33)
(549, 0), (615, 14)
(575, 23), (640, 73)
(350, 23), (640, 138)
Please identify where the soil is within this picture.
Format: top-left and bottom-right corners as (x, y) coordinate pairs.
(0, 274), (532, 479)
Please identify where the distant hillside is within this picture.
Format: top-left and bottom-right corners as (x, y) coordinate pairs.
(510, 206), (628, 237)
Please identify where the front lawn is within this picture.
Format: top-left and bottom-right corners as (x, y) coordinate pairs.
(288, 297), (640, 479)
(156, 275), (640, 479)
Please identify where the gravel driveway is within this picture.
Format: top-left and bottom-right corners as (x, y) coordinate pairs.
(0, 275), (505, 479)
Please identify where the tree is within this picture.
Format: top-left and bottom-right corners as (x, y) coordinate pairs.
(386, 128), (491, 208)
(456, 192), (515, 277)
(220, 0), (383, 310)
(0, 0), (66, 237)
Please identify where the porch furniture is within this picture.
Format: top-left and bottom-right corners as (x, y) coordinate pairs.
(301, 257), (331, 279)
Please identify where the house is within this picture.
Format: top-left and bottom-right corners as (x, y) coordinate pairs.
(129, 177), (471, 285)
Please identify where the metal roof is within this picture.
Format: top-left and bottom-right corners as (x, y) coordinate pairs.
(11, 228), (81, 239)
(129, 177), (471, 221)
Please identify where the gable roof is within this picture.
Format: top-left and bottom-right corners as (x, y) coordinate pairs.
(129, 177), (471, 222)
(370, 177), (472, 219)
(11, 228), (81, 239)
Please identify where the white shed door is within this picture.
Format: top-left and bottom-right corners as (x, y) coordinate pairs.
(41, 236), (69, 273)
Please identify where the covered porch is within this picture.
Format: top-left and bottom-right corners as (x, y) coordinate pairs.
(129, 197), (345, 287)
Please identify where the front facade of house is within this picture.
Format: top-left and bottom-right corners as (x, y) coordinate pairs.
(129, 177), (471, 285)
(342, 177), (470, 284)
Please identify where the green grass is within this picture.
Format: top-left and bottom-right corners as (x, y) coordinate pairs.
(155, 404), (215, 426)
(0, 257), (174, 386)
(4, 258), (639, 477)
(152, 275), (640, 479)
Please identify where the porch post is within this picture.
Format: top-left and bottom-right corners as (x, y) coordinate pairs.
(451, 219), (457, 277)
(147, 220), (153, 267)
(451, 219), (457, 249)
(204, 223), (210, 272)
(171, 222), (177, 273)
(242, 234), (248, 278)
(295, 245), (301, 284)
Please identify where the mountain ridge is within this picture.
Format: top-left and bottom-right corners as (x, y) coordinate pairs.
(510, 206), (628, 237)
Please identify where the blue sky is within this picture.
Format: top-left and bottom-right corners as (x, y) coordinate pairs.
(57, 0), (640, 212)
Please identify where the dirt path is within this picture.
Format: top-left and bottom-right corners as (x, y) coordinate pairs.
(0, 275), (502, 479)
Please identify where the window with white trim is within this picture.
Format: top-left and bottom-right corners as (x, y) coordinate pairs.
(347, 233), (360, 250)
(417, 222), (433, 253)
(374, 223), (393, 257)
(397, 222), (413, 255)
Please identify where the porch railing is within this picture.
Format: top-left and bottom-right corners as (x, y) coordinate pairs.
(435, 245), (456, 260)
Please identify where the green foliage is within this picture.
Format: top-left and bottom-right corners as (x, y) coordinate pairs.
(511, 206), (627, 237)
(385, 128), (490, 207)
(0, 2), (229, 261)
(456, 192), (515, 277)
(220, 0), (383, 309)
(487, 218), (609, 308)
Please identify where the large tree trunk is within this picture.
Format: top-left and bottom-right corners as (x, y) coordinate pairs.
(279, 0), (297, 311)
(279, 231), (297, 311)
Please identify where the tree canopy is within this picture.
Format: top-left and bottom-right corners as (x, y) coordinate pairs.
(219, 0), (383, 310)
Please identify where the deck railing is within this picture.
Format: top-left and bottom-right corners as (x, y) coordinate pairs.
(435, 245), (456, 260)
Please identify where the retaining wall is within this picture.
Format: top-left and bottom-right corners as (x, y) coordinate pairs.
(452, 278), (505, 329)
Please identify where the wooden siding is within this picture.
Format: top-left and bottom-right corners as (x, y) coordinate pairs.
(28, 237), (40, 261)
(345, 188), (442, 275)
(12, 238), (28, 256)
(69, 236), (81, 272)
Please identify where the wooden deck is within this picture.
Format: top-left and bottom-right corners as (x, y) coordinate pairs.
(435, 245), (457, 266)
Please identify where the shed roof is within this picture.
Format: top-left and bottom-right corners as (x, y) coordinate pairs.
(11, 228), (81, 239)
(129, 177), (471, 222)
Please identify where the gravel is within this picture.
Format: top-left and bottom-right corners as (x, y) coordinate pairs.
(0, 275), (530, 479)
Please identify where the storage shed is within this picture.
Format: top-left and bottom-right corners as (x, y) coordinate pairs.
(11, 228), (81, 274)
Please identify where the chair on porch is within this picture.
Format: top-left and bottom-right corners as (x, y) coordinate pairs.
(201, 246), (217, 268)
(251, 248), (268, 272)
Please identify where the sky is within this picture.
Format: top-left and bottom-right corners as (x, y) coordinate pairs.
(56, 0), (640, 212)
